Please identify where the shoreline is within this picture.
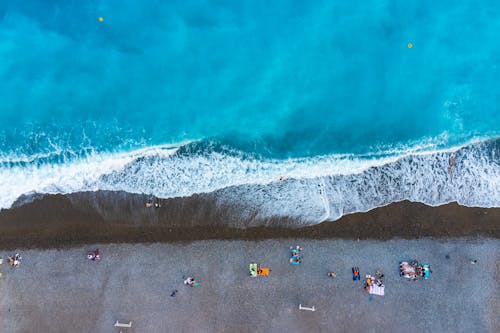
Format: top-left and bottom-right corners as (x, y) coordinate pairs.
(0, 191), (499, 249)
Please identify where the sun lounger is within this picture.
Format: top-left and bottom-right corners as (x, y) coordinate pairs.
(249, 263), (258, 277)
(114, 321), (132, 328)
(299, 304), (316, 311)
(249, 263), (270, 277)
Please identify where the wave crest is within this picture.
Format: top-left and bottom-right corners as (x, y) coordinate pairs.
(0, 138), (498, 223)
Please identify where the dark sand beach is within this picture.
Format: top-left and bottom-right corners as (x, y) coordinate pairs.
(0, 192), (499, 332)
(0, 191), (499, 249)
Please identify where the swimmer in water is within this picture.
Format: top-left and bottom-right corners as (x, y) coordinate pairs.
(448, 153), (456, 174)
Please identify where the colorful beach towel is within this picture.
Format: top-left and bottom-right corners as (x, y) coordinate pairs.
(369, 284), (385, 296)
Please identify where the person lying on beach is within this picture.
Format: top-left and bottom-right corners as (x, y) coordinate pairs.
(184, 277), (196, 287)
(290, 245), (303, 257)
(8, 256), (21, 267)
(10, 253), (22, 267)
(290, 257), (301, 264)
(87, 249), (101, 261)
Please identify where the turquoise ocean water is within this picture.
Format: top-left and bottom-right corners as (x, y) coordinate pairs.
(0, 1), (499, 222)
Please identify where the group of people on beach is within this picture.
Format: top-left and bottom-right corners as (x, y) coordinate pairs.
(7, 253), (22, 267)
(168, 276), (198, 298)
(145, 199), (161, 208)
(290, 245), (303, 264)
(364, 269), (384, 290)
(87, 249), (101, 261)
(169, 276), (198, 297)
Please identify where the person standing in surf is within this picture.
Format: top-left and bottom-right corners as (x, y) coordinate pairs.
(448, 153), (456, 174)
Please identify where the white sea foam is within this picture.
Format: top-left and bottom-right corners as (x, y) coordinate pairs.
(0, 138), (498, 224)
(217, 139), (499, 224)
(0, 145), (180, 209)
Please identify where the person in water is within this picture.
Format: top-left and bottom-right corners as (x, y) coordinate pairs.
(448, 153), (456, 174)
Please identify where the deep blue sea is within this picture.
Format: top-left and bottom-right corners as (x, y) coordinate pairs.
(1, 1), (499, 222)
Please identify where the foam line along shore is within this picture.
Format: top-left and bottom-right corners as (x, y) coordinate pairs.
(0, 138), (498, 224)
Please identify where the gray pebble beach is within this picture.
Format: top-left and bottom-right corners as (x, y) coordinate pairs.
(0, 238), (498, 333)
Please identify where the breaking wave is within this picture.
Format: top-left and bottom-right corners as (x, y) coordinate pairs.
(0, 138), (498, 223)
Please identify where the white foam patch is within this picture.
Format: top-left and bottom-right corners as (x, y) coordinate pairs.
(92, 150), (403, 198)
(217, 140), (500, 224)
(90, 136), (484, 200)
(0, 145), (179, 209)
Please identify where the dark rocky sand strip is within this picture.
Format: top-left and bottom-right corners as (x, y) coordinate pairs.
(0, 191), (498, 249)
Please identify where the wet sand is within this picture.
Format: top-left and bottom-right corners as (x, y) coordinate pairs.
(0, 239), (498, 333)
(0, 191), (499, 249)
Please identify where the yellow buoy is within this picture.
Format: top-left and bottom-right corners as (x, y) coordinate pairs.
(98, 17), (103, 22)
(408, 42), (413, 48)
